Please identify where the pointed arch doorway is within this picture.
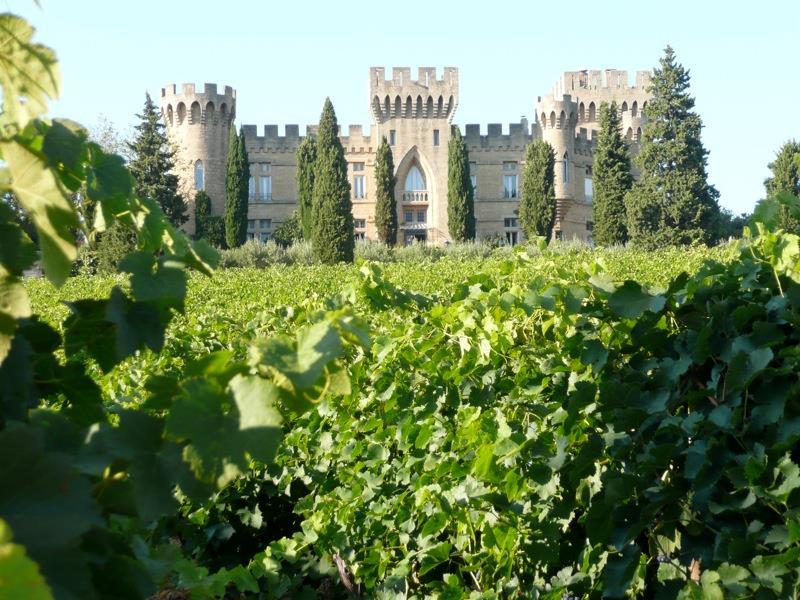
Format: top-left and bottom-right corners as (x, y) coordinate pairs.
(396, 148), (431, 245)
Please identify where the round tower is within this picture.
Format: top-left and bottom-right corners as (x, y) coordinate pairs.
(535, 94), (578, 238)
(160, 83), (236, 234)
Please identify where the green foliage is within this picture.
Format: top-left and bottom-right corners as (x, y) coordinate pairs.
(295, 135), (316, 241)
(764, 140), (800, 234)
(127, 93), (187, 227)
(373, 136), (398, 245)
(447, 128), (476, 241)
(626, 46), (720, 248)
(519, 139), (556, 238)
(94, 221), (135, 274)
(224, 127), (250, 248)
(0, 14), (359, 599)
(593, 102), (633, 246)
(311, 98), (354, 264)
(272, 211), (303, 248)
(193, 189), (211, 239)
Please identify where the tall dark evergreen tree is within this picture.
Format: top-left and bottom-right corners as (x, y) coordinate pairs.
(764, 140), (800, 233)
(295, 136), (317, 240)
(374, 136), (398, 245)
(519, 140), (556, 239)
(311, 98), (354, 263)
(194, 190), (211, 239)
(224, 126), (250, 248)
(625, 46), (720, 248)
(447, 128), (475, 241)
(592, 101), (634, 246)
(127, 93), (186, 226)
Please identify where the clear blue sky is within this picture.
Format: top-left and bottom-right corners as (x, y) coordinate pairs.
(8, 0), (799, 214)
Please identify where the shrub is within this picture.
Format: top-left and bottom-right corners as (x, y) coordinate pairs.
(218, 239), (287, 268)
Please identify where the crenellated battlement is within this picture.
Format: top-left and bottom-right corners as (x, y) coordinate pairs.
(160, 82), (236, 127)
(240, 123), (373, 152)
(461, 120), (534, 149)
(369, 67), (459, 124)
(535, 94), (579, 130)
(547, 69), (652, 126)
(555, 70), (651, 95)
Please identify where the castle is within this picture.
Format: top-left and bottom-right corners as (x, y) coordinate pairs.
(160, 67), (651, 245)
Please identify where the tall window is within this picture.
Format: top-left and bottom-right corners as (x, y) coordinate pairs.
(353, 175), (365, 199)
(259, 176), (272, 201)
(261, 162), (271, 174)
(389, 130), (396, 145)
(194, 160), (204, 190)
(503, 162), (518, 199)
(259, 219), (271, 230)
(417, 210), (426, 223)
(404, 210), (413, 223)
(584, 167), (593, 203)
(503, 175), (518, 199)
(469, 162), (477, 191)
(405, 165), (425, 191)
(248, 177), (255, 201)
(247, 219), (255, 231)
(563, 153), (569, 183)
(433, 129), (440, 146)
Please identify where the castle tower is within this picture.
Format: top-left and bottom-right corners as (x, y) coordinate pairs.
(369, 67), (458, 244)
(160, 83), (236, 234)
(535, 93), (578, 238)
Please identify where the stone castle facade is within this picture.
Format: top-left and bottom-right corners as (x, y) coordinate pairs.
(160, 67), (651, 245)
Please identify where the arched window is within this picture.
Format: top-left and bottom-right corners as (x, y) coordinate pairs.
(563, 152), (569, 183)
(588, 102), (596, 121)
(631, 101), (638, 117)
(559, 110), (566, 126)
(621, 101), (628, 113)
(194, 160), (204, 190)
(166, 104), (174, 126)
(636, 127), (642, 141)
(384, 95), (391, 119)
(394, 95), (402, 118)
(426, 96), (433, 118)
(625, 127), (633, 140)
(579, 102), (585, 122)
(177, 102), (186, 125)
(405, 96), (413, 118)
(549, 111), (556, 127)
(416, 95), (423, 116)
(205, 102), (215, 122)
(220, 103), (228, 120)
(405, 165), (426, 191)
(437, 95), (444, 117)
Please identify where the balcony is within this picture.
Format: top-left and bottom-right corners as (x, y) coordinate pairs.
(248, 193), (273, 204)
(402, 191), (428, 203)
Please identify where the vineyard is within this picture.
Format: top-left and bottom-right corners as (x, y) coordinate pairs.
(3, 11), (800, 600)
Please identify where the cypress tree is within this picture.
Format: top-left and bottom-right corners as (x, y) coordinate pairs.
(224, 126), (250, 248)
(374, 136), (398, 245)
(764, 140), (800, 233)
(295, 136), (317, 240)
(127, 93), (186, 226)
(625, 46), (720, 248)
(194, 189), (211, 239)
(592, 101), (634, 246)
(312, 98), (354, 263)
(519, 140), (556, 239)
(447, 128), (475, 241)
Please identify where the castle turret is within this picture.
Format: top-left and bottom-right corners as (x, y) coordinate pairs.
(369, 67), (458, 244)
(536, 93), (578, 211)
(160, 83), (236, 233)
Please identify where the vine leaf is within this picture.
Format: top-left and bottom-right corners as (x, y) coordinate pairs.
(0, 518), (53, 600)
(0, 140), (78, 286)
(0, 14), (60, 127)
